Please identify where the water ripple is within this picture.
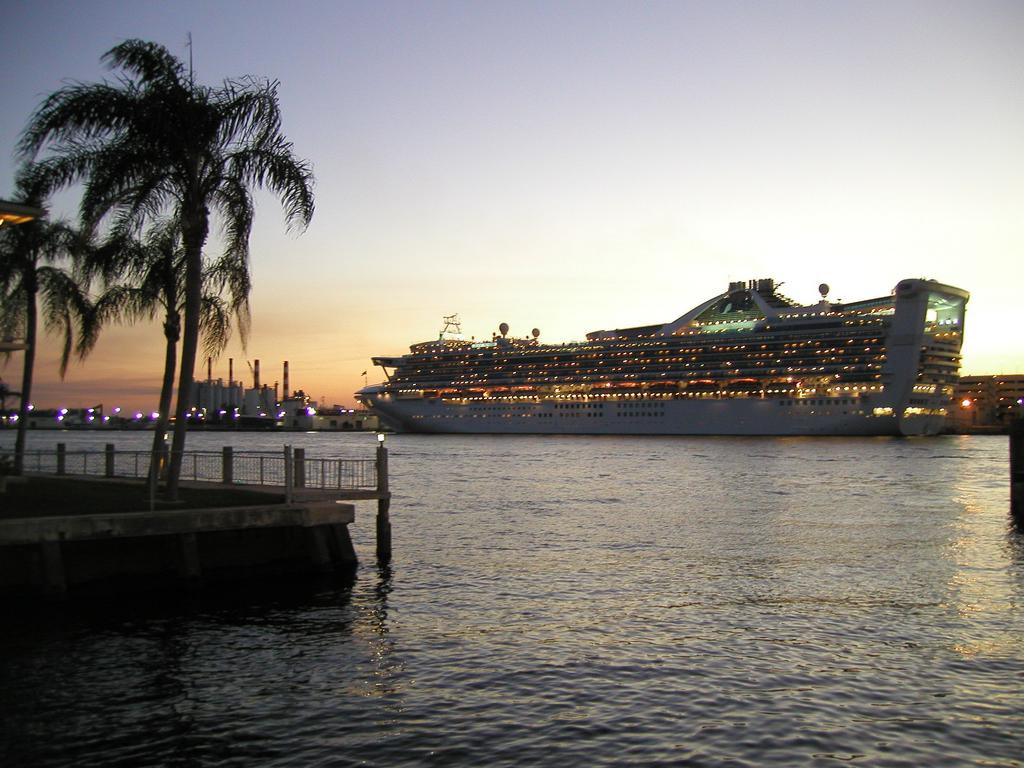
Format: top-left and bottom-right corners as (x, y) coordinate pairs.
(2, 433), (1023, 766)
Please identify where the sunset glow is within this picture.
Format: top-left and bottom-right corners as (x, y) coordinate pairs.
(2, 1), (1021, 411)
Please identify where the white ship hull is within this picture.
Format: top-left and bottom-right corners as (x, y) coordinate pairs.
(363, 390), (946, 437)
(358, 277), (967, 438)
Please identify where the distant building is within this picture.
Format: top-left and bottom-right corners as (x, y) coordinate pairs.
(191, 378), (244, 416)
(3, 405), (152, 429)
(312, 406), (379, 431)
(279, 390), (316, 430)
(187, 376), (276, 426)
(950, 375), (1024, 431)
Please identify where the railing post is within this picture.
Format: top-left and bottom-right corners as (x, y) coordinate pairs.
(222, 446), (233, 484)
(105, 443), (115, 478)
(56, 443), (66, 475)
(376, 438), (392, 563)
(284, 445), (294, 504)
(294, 448), (305, 488)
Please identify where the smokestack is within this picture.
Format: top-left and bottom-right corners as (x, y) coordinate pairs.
(254, 359), (260, 389)
(207, 357), (212, 383)
(283, 361), (290, 400)
(229, 358), (234, 386)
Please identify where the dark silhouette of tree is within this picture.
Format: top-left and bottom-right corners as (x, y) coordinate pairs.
(0, 379), (11, 414)
(20, 39), (314, 497)
(0, 171), (94, 474)
(90, 219), (246, 492)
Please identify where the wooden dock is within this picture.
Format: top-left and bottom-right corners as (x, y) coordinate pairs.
(0, 441), (393, 599)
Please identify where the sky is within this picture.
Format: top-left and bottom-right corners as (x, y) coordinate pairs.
(1, 0), (1022, 411)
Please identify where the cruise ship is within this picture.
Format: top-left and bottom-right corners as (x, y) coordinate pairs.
(357, 278), (968, 436)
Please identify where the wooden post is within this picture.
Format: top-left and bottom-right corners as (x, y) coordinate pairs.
(376, 439), (392, 563)
(105, 443), (115, 478)
(284, 445), (293, 504)
(1011, 420), (1024, 526)
(294, 448), (306, 488)
(222, 446), (234, 484)
(56, 443), (66, 475)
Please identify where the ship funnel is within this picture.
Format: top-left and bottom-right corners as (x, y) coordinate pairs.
(254, 359), (260, 389)
(207, 357), (212, 382)
(283, 361), (290, 400)
(229, 358), (234, 386)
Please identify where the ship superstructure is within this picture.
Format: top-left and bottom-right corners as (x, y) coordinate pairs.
(357, 278), (968, 436)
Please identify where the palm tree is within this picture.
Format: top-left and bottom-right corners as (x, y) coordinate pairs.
(89, 220), (247, 491)
(20, 39), (314, 497)
(0, 172), (94, 475)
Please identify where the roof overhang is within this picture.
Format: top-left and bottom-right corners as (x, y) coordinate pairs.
(0, 199), (46, 225)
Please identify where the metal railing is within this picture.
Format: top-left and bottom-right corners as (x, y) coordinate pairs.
(2, 444), (379, 491)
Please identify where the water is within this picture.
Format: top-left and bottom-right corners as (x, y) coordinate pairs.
(2, 431), (1022, 766)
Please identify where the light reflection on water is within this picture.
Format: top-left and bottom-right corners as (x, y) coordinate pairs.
(1, 431), (1022, 766)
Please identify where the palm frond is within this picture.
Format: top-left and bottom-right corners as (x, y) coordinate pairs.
(18, 83), (136, 159)
(200, 294), (233, 357)
(36, 265), (90, 377)
(102, 40), (186, 91)
(228, 136), (315, 232)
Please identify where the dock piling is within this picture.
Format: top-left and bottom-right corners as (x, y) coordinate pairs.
(222, 446), (233, 484)
(375, 438), (392, 563)
(294, 448), (306, 488)
(56, 443), (66, 475)
(105, 444), (115, 478)
(284, 445), (294, 504)
(1011, 420), (1024, 526)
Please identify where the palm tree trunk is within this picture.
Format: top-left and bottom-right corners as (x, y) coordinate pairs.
(148, 315), (178, 494)
(166, 217), (205, 499)
(13, 285), (38, 476)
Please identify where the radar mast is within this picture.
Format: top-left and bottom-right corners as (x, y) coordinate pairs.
(440, 314), (463, 340)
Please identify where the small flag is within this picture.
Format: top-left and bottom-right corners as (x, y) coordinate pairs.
(361, 371), (367, 376)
